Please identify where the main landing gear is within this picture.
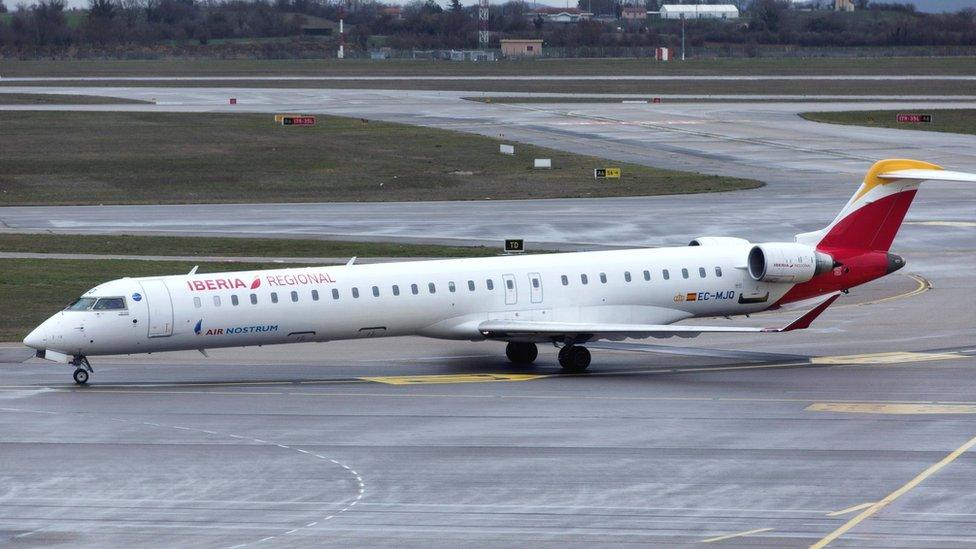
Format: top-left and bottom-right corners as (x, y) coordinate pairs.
(558, 345), (591, 373)
(70, 356), (93, 385)
(504, 342), (591, 373)
(505, 342), (538, 364)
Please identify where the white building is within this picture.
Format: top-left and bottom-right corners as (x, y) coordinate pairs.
(659, 4), (739, 19)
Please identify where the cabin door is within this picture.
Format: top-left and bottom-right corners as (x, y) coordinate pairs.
(139, 279), (174, 338)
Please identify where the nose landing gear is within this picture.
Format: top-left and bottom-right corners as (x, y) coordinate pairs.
(70, 356), (93, 385)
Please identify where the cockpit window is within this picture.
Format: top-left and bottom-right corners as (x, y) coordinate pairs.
(93, 297), (127, 310)
(65, 297), (97, 311)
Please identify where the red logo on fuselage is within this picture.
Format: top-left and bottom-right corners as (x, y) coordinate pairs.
(186, 272), (335, 291)
(187, 276), (261, 292)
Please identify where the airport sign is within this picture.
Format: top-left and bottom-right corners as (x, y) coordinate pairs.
(504, 239), (525, 253)
(594, 168), (621, 179)
(896, 114), (932, 124)
(281, 116), (316, 126)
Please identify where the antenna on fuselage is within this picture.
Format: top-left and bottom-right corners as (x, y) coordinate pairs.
(188, 265), (199, 275)
(346, 257), (357, 266)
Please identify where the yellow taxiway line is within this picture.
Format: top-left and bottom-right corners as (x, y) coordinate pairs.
(811, 434), (976, 549)
(825, 502), (874, 517)
(701, 527), (773, 543)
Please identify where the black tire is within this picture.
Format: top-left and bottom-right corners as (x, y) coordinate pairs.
(560, 346), (591, 373)
(73, 368), (89, 385)
(505, 342), (538, 364)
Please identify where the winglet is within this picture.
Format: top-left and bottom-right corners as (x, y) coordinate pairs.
(763, 293), (840, 333)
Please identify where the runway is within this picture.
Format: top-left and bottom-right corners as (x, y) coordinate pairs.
(1, 85), (976, 547)
(1, 88), (975, 249)
(2, 273), (975, 547)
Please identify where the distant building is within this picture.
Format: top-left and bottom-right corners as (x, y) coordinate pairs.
(500, 39), (544, 57)
(380, 6), (403, 20)
(834, 0), (854, 11)
(659, 4), (739, 19)
(526, 7), (594, 24)
(621, 6), (648, 20)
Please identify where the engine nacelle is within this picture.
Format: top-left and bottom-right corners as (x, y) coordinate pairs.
(688, 237), (751, 248)
(747, 243), (835, 283)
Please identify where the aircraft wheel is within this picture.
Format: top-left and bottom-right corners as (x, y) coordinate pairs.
(505, 342), (538, 364)
(559, 346), (591, 373)
(73, 368), (90, 385)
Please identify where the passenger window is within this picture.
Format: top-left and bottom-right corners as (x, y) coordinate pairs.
(93, 297), (126, 310)
(600, 273), (607, 284)
(352, 288), (360, 298)
(468, 280), (475, 291)
(372, 286), (380, 297)
(486, 279), (494, 291)
(393, 284), (400, 296)
(699, 267), (707, 278)
(332, 288), (340, 300)
(449, 281), (456, 293)
(715, 266), (723, 277)
(624, 271), (631, 282)
(682, 268), (689, 279)
(66, 297), (97, 311)
(643, 270), (650, 281)
(428, 282), (436, 294)
(506, 279), (514, 290)
(532, 278), (539, 288)
(213, 296), (221, 307)
(312, 290), (319, 301)
(581, 274), (588, 285)
(291, 291), (299, 302)
(231, 295), (239, 306)
(663, 269), (670, 280)
(561, 275), (568, 286)
(411, 283), (419, 295)
(193, 297), (202, 308)
(250, 293), (258, 305)
(271, 292), (279, 304)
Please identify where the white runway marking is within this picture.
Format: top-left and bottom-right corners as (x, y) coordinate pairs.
(0, 405), (366, 547)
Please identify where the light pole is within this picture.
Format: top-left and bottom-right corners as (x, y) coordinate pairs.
(680, 12), (685, 61)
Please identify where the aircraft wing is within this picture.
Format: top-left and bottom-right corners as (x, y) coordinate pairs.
(479, 294), (840, 343)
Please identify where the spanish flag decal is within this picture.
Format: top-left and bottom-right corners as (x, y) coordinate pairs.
(686, 293), (697, 301)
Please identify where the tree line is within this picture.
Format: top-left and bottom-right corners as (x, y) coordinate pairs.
(0, 0), (973, 57)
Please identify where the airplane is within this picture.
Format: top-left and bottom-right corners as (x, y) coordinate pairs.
(22, 159), (976, 385)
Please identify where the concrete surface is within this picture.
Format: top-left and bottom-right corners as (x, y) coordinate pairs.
(0, 86), (975, 548)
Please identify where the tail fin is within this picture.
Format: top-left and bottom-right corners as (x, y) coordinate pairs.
(796, 159), (976, 252)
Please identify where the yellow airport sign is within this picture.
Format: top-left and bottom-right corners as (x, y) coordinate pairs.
(594, 168), (621, 179)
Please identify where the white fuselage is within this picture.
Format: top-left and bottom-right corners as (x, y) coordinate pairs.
(26, 246), (791, 357)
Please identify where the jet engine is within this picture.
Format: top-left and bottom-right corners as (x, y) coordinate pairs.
(747, 243), (835, 283)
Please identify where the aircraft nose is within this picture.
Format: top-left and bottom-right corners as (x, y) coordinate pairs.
(23, 324), (46, 350)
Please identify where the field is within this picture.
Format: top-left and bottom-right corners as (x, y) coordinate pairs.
(0, 233), (512, 258)
(0, 111), (759, 205)
(2, 56), (974, 77)
(800, 109), (976, 136)
(0, 93), (148, 105)
(0, 258), (296, 341)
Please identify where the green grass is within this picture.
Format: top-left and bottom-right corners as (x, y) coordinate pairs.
(800, 109), (976, 136)
(0, 258), (297, 341)
(0, 233), (512, 258)
(0, 111), (759, 205)
(2, 57), (974, 77)
(0, 93), (149, 105)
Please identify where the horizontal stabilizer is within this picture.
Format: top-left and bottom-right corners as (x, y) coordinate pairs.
(878, 169), (976, 183)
